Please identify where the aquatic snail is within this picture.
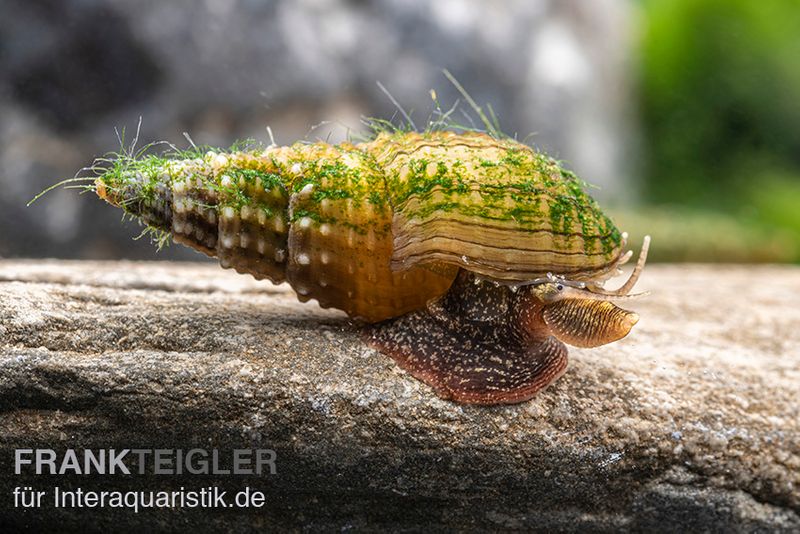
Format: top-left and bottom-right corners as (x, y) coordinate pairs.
(79, 129), (649, 405)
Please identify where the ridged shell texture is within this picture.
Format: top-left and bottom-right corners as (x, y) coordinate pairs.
(97, 131), (623, 322)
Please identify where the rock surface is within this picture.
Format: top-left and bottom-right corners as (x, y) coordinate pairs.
(0, 260), (798, 531)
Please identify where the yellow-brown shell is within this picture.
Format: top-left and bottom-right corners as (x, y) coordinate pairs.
(96, 131), (624, 322)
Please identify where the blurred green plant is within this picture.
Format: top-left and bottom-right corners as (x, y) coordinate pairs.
(638, 0), (800, 261)
(611, 207), (798, 263)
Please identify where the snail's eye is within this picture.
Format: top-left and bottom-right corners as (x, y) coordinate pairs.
(556, 284), (564, 291)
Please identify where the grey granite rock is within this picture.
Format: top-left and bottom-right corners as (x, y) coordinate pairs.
(0, 261), (798, 531)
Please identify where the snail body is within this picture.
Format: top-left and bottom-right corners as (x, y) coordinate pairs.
(94, 130), (649, 404)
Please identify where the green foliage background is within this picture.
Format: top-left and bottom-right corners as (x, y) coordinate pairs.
(636, 0), (800, 262)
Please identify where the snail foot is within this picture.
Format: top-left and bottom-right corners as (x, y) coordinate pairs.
(364, 270), (568, 405)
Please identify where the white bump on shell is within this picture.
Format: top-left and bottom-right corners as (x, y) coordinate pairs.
(240, 205), (251, 221)
(296, 285), (310, 296)
(214, 154), (229, 169)
(426, 161), (438, 178)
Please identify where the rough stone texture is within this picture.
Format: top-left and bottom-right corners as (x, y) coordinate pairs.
(0, 260), (798, 532)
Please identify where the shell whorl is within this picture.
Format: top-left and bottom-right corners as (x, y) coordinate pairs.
(96, 131), (624, 322)
(372, 132), (623, 281)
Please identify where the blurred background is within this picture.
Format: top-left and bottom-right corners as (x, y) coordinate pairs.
(1, 0), (798, 262)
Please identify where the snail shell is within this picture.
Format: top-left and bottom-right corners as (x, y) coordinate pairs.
(94, 130), (646, 405)
(96, 131), (624, 322)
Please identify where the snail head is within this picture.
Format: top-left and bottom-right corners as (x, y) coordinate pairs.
(529, 281), (590, 304)
(516, 281), (640, 349)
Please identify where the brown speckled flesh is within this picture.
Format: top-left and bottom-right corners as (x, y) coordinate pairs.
(365, 271), (568, 404)
(365, 270), (638, 404)
(95, 130), (637, 404)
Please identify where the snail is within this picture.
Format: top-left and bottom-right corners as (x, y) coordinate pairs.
(84, 129), (649, 405)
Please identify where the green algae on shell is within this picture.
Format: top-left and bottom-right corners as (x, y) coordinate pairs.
(85, 129), (648, 405)
(94, 131), (625, 300)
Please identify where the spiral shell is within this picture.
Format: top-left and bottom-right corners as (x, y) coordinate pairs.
(96, 131), (624, 323)
(90, 128), (651, 404)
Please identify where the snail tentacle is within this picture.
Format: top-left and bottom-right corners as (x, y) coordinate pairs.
(616, 249), (635, 267)
(497, 235), (649, 301)
(586, 235), (650, 297)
